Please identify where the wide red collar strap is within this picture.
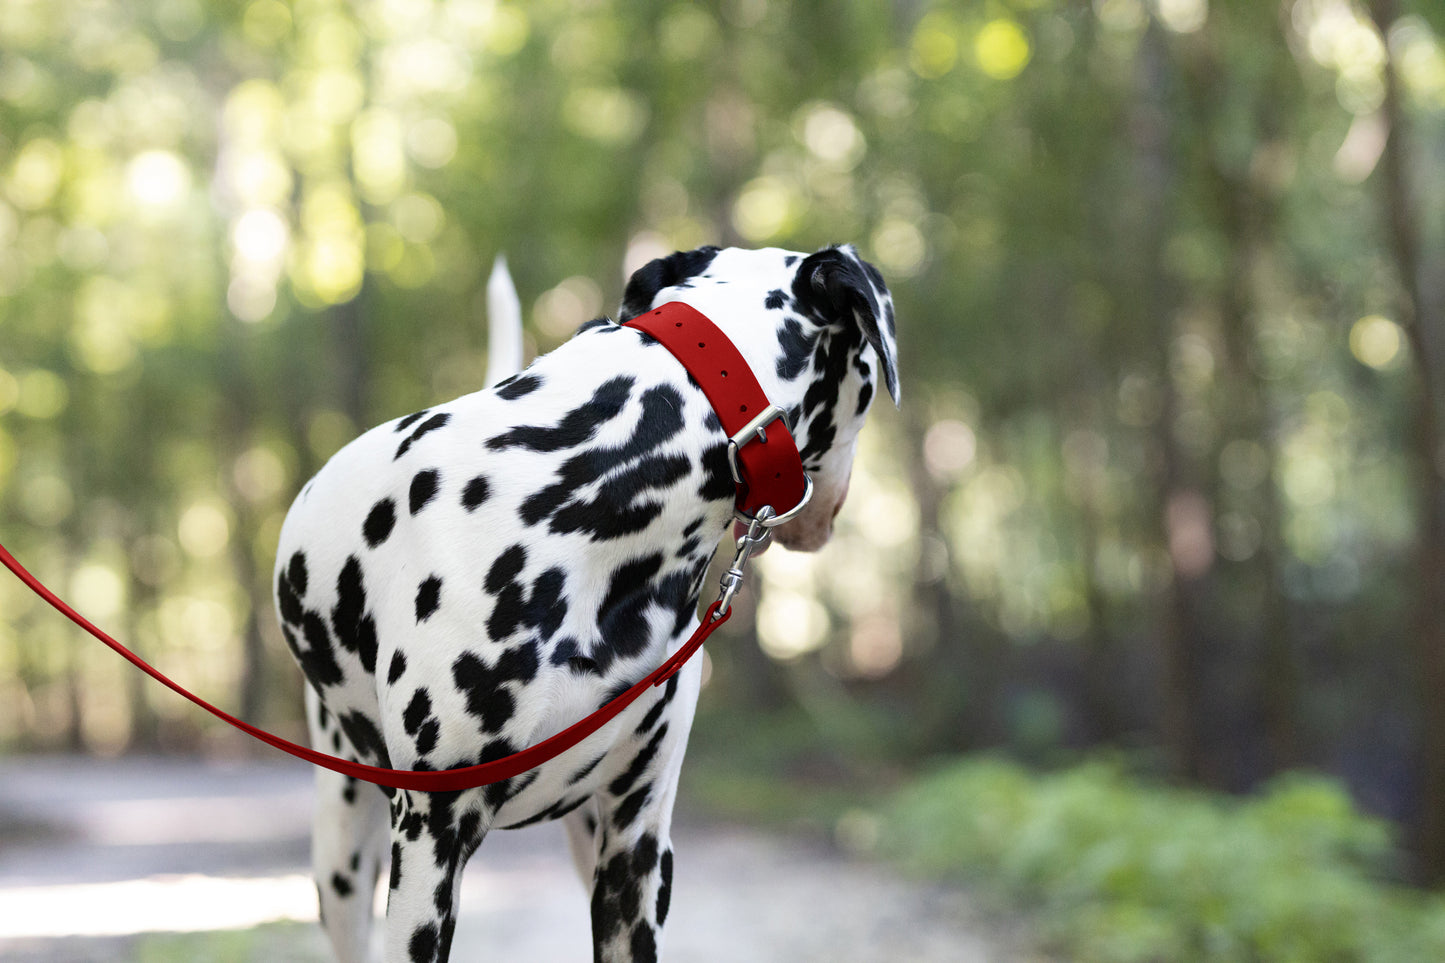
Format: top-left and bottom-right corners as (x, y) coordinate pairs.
(625, 302), (811, 521)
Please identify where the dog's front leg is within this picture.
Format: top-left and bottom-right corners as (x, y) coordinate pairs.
(384, 789), (482, 963)
(589, 801), (678, 963)
(588, 708), (690, 962)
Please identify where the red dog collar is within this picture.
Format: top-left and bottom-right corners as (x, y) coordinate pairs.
(625, 302), (812, 522)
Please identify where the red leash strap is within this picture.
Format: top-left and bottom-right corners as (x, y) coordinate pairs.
(1, 302), (805, 793)
(0, 541), (728, 792)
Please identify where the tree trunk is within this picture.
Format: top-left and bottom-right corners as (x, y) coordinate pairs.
(1371, 0), (1445, 884)
(1212, 168), (1299, 774)
(1131, 21), (1210, 782)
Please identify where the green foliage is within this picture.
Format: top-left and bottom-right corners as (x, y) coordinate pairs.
(887, 758), (1445, 962)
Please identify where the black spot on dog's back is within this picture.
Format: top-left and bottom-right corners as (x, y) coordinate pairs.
(486, 377), (633, 453)
(287, 551), (309, 597)
(461, 474), (490, 511)
(363, 499), (396, 547)
(409, 470), (439, 515)
(395, 412), (451, 460)
(520, 383), (691, 538)
(332, 556), (379, 674)
(395, 410), (429, 433)
(575, 316), (614, 335)
(495, 373), (542, 400)
(403, 688), (430, 734)
(485, 545), (527, 595)
(415, 575), (442, 623)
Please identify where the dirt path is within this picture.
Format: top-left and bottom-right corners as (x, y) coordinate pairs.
(0, 756), (1036, 962)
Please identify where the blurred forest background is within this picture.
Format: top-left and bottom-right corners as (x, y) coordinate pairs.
(4, 0), (1445, 946)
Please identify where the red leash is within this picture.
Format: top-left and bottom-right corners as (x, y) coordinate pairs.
(0, 540), (728, 792)
(0, 302), (807, 793)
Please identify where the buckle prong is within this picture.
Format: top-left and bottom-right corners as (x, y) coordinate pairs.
(726, 404), (790, 485)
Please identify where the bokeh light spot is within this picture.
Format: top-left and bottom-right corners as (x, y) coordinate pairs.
(392, 193), (445, 245)
(20, 472), (74, 527)
(923, 419), (977, 480)
(7, 138), (64, 210)
(1350, 314), (1403, 370)
(232, 209), (289, 265)
(242, 0), (292, 47)
(871, 218), (926, 277)
(563, 87), (648, 145)
(910, 13), (959, 79)
(71, 564), (125, 621)
(15, 370), (68, 419)
(732, 177), (798, 243)
(179, 501), (232, 559)
(126, 150), (190, 208)
(849, 614), (903, 678)
(1156, 0), (1208, 34)
(407, 117), (458, 169)
(535, 276), (603, 339)
(799, 103), (866, 168)
(758, 590), (830, 661)
(975, 19), (1031, 80)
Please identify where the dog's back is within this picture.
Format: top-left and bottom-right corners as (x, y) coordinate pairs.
(274, 321), (721, 809)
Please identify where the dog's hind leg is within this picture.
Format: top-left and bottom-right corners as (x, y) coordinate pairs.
(308, 688), (390, 963)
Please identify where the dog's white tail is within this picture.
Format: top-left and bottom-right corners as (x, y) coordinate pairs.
(485, 254), (524, 387)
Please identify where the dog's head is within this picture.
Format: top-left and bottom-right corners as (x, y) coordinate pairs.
(620, 244), (899, 552)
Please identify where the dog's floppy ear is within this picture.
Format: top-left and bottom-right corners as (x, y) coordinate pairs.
(793, 245), (900, 405)
(619, 246), (722, 322)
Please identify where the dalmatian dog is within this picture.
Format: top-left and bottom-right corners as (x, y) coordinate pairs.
(271, 243), (899, 963)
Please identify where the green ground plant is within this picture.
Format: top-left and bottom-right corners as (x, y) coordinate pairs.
(886, 758), (1445, 962)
